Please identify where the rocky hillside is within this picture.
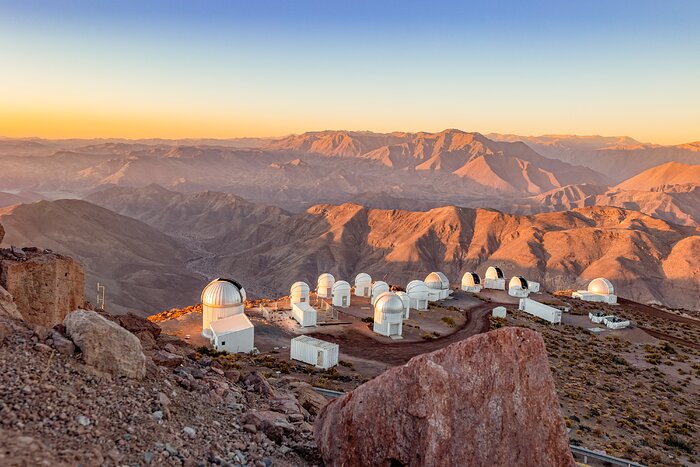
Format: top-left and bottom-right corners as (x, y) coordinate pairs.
(0, 200), (203, 314)
(206, 203), (700, 310)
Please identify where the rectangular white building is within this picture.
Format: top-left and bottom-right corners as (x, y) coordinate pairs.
(292, 302), (317, 327)
(209, 313), (254, 353)
(518, 298), (562, 324)
(290, 335), (339, 369)
(483, 278), (506, 290)
(527, 281), (540, 293)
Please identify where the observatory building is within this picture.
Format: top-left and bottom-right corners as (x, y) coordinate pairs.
(316, 273), (335, 299)
(290, 335), (339, 369)
(406, 280), (429, 311)
(461, 272), (482, 293)
(484, 266), (506, 290)
(332, 280), (352, 307)
(373, 292), (405, 338)
(395, 291), (411, 319)
(354, 273), (372, 297)
(508, 276), (530, 298)
(201, 278), (254, 353)
(424, 272), (450, 300)
(201, 278), (246, 338)
(290, 281), (310, 305)
(573, 278), (618, 304)
(210, 314), (254, 353)
(371, 281), (390, 305)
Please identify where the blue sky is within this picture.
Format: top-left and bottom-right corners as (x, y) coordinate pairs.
(1, 0), (698, 143)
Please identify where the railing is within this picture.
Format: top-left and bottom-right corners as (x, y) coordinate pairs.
(570, 445), (646, 467)
(312, 387), (646, 467)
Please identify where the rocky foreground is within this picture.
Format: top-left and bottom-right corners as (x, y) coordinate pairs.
(0, 311), (323, 466)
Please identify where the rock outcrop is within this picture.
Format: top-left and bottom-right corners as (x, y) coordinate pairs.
(0, 248), (84, 327)
(314, 327), (575, 467)
(64, 310), (146, 379)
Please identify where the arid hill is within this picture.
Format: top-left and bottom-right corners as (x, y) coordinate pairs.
(0, 200), (202, 314)
(615, 161), (700, 191)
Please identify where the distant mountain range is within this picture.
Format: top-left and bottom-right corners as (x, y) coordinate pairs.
(1, 129), (698, 212)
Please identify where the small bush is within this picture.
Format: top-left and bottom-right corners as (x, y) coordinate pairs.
(441, 317), (456, 327)
(663, 434), (693, 453)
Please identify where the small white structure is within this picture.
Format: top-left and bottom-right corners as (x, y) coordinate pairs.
(527, 281), (541, 293)
(588, 310), (607, 324)
(292, 302), (317, 327)
(461, 272), (482, 293)
(484, 266), (506, 290)
(492, 306), (507, 318)
(373, 292), (404, 337)
(395, 291), (410, 319)
(406, 280), (429, 311)
(573, 278), (618, 304)
(331, 280), (352, 307)
(603, 315), (630, 330)
(508, 276), (530, 298)
(354, 273), (372, 298)
(371, 281), (390, 305)
(201, 278), (246, 338)
(316, 273), (335, 299)
(425, 272), (450, 299)
(518, 298), (562, 324)
(290, 281), (310, 305)
(209, 313), (254, 353)
(290, 335), (339, 369)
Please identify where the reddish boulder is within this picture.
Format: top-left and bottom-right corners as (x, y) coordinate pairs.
(152, 350), (184, 368)
(104, 312), (161, 350)
(0, 250), (84, 327)
(314, 327), (575, 467)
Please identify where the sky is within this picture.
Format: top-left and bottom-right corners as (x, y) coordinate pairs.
(0, 0), (699, 144)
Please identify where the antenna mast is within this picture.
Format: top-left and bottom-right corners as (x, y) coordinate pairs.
(96, 283), (106, 310)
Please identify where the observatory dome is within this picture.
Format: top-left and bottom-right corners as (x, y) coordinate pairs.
(201, 278), (245, 307)
(374, 292), (405, 315)
(588, 278), (614, 295)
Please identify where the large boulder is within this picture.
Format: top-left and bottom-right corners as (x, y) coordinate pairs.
(0, 250), (84, 327)
(314, 327), (575, 467)
(64, 310), (146, 379)
(104, 312), (161, 350)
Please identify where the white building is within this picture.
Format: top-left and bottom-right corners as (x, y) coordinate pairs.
(290, 335), (339, 369)
(484, 266), (506, 290)
(290, 281), (310, 305)
(316, 273), (335, 299)
(373, 292), (404, 337)
(508, 276), (530, 298)
(518, 298), (562, 324)
(492, 306), (507, 318)
(354, 273), (372, 297)
(201, 278), (246, 338)
(588, 310), (607, 324)
(603, 315), (630, 330)
(331, 280), (352, 307)
(425, 272), (450, 300)
(292, 302), (317, 327)
(395, 291), (411, 319)
(406, 280), (429, 311)
(573, 278), (618, 304)
(528, 281), (541, 293)
(461, 272), (482, 293)
(371, 281), (390, 305)
(209, 313), (254, 354)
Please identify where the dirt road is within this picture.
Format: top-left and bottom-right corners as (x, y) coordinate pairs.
(309, 302), (495, 365)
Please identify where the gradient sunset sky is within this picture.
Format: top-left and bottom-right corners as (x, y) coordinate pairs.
(1, 0), (698, 144)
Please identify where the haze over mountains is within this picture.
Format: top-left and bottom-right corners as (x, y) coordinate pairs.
(0, 130), (698, 314)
